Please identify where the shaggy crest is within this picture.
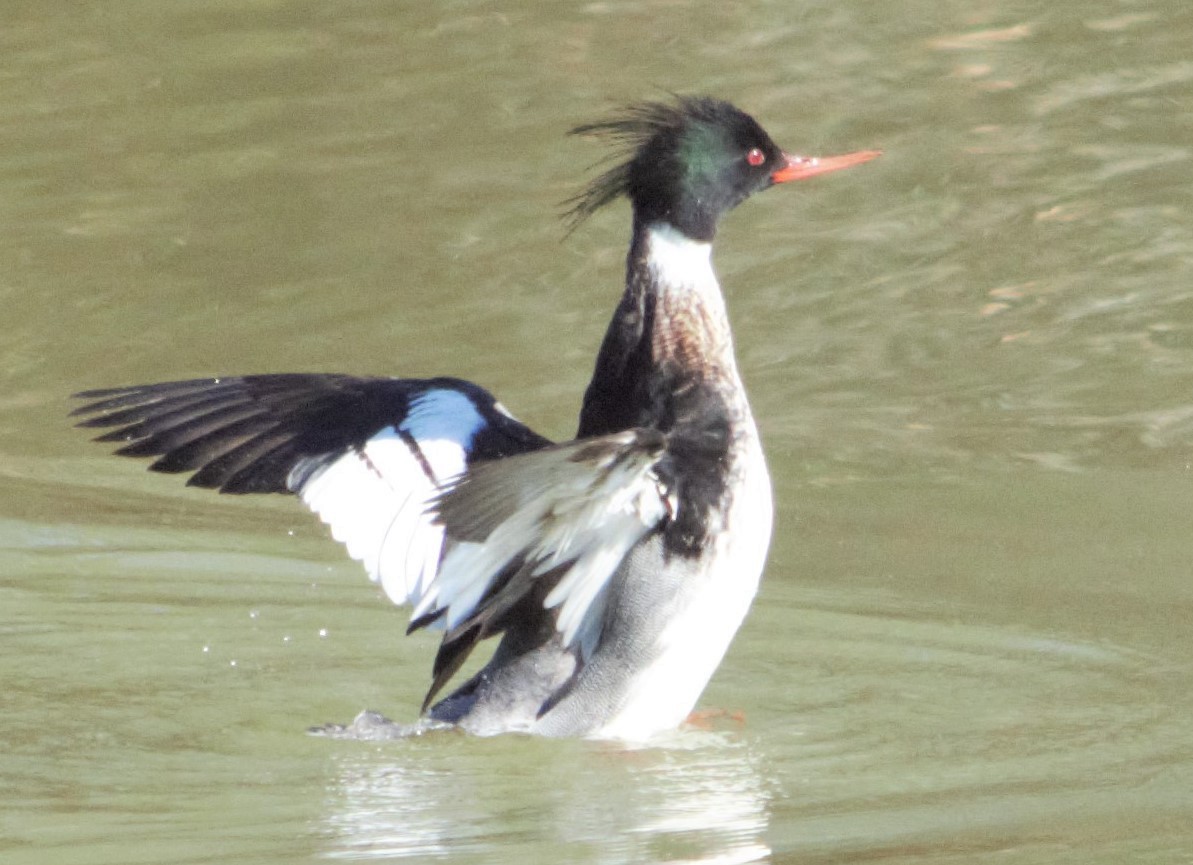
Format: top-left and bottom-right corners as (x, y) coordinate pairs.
(564, 95), (765, 231)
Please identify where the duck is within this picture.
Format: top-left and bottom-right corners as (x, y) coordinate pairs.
(72, 96), (879, 741)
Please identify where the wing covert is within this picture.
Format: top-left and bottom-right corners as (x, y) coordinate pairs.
(414, 428), (675, 708)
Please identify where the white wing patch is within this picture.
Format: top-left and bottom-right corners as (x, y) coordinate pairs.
(289, 388), (486, 611)
(416, 432), (673, 659)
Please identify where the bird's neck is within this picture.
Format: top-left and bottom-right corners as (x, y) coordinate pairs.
(577, 221), (744, 438)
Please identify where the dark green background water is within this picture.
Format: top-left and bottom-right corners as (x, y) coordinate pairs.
(3, 2), (1193, 862)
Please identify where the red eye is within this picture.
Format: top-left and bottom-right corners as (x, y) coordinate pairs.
(746, 148), (766, 167)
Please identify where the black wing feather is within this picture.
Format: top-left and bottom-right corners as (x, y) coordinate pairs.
(72, 374), (550, 495)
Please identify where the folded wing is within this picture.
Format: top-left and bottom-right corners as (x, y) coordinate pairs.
(415, 430), (675, 706)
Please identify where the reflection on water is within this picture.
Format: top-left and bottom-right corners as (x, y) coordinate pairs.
(320, 733), (771, 864)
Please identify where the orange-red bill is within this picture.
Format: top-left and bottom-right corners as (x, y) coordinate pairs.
(770, 149), (882, 183)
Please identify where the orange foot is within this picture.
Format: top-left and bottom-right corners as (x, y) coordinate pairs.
(685, 708), (747, 730)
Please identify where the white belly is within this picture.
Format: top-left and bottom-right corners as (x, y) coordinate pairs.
(591, 432), (773, 741)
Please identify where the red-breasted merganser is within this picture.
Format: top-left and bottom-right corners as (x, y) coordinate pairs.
(72, 96), (878, 741)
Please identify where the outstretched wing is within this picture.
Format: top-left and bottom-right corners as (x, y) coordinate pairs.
(71, 374), (551, 609)
(72, 375), (676, 709)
